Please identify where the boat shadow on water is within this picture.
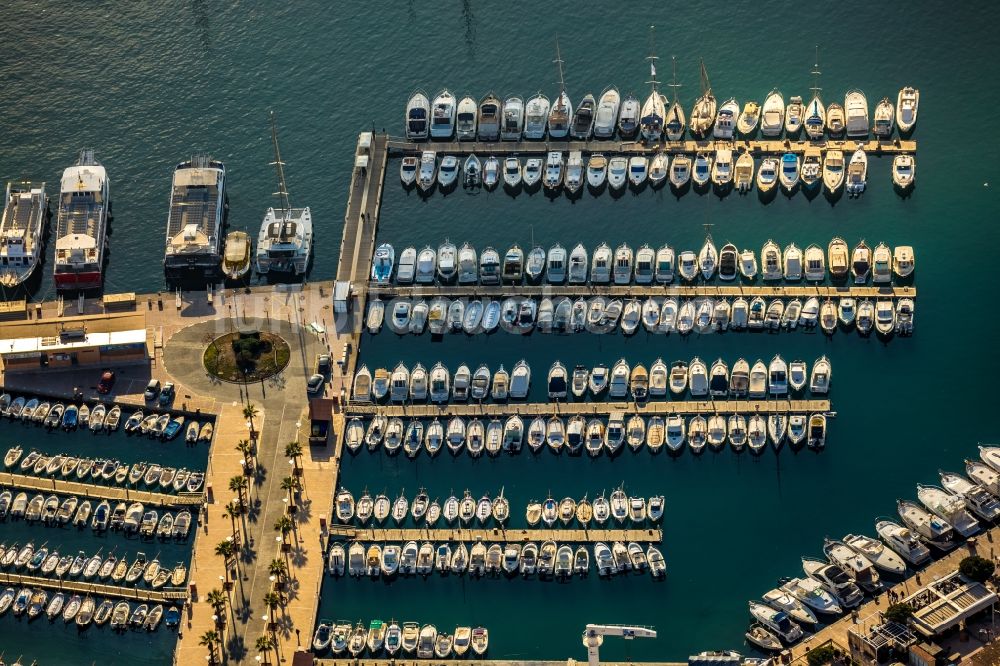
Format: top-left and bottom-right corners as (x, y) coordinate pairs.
(823, 186), (844, 207)
(756, 185), (778, 206)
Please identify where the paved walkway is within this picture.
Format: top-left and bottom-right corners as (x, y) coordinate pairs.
(790, 526), (1000, 662)
(157, 291), (345, 665)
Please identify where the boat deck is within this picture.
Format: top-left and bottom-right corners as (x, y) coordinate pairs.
(0, 182), (46, 256)
(346, 399), (831, 418)
(328, 526), (662, 544)
(0, 570), (186, 602)
(387, 136), (917, 157)
(0, 471), (204, 508)
(370, 284), (916, 299)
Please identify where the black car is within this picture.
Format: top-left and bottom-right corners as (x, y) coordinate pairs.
(144, 379), (161, 401)
(316, 354), (332, 376)
(306, 374), (325, 395)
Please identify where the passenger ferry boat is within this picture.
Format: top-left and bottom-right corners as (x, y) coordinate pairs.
(0, 181), (48, 287)
(163, 156), (226, 279)
(54, 150), (109, 291)
(256, 113), (312, 276)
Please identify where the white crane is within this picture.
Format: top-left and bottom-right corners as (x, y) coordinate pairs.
(581, 624), (657, 666)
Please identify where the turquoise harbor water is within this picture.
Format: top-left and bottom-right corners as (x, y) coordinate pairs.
(3, 0), (1000, 663)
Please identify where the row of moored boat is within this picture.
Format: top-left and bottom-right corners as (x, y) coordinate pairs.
(313, 619), (487, 658)
(403, 147), (912, 196)
(0, 540), (188, 590)
(4, 446), (205, 496)
(371, 238), (914, 286)
(352, 355), (831, 404)
(743, 444), (1000, 651)
(0, 585), (180, 632)
(332, 487), (663, 527)
(328, 539), (665, 580)
(346, 411), (829, 457)
(372, 294), (913, 338)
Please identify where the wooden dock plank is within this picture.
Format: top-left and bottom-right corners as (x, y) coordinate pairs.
(0, 471), (203, 508)
(0, 570), (187, 602)
(387, 137), (917, 156)
(369, 284), (916, 299)
(327, 527), (662, 543)
(346, 399), (831, 418)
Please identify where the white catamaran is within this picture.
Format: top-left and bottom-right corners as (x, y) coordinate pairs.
(256, 113), (312, 276)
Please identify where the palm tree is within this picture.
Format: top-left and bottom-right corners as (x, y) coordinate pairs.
(280, 476), (300, 505)
(268, 558), (287, 581)
(284, 441), (303, 472)
(223, 501), (241, 539)
(274, 514), (293, 537)
(243, 402), (259, 435)
(229, 475), (248, 508)
(200, 629), (221, 662)
(255, 634), (275, 662)
(236, 438), (254, 469)
(263, 591), (281, 612)
(207, 588), (227, 614)
(215, 539), (236, 562)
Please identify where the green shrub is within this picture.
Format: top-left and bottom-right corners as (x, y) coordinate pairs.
(885, 603), (914, 624)
(960, 555), (995, 583)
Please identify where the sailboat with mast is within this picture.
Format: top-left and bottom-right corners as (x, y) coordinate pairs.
(804, 46), (826, 140)
(547, 40), (573, 139)
(639, 26), (666, 143)
(664, 56), (686, 141)
(689, 59), (716, 138)
(255, 112), (312, 276)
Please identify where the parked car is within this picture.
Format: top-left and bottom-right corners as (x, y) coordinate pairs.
(97, 370), (116, 394)
(306, 374), (325, 395)
(158, 382), (176, 406)
(316, 354), (332, 376)
(144, 379), (161, 401)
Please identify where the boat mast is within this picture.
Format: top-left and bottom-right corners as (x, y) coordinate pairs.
(810, 45), (822, 101)
(554, 38), (567, 102)
(668, 55), (681, 104)
(269, 111), (292, 231)
(699, 59), (711, 97)
(645, 25), (659, 93)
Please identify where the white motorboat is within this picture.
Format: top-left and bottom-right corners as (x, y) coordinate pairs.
(711, 148), (732, 186)
(0, 181), (48, 288)
(736, 100), (760, 136)
(823, 537), (882, 593)
(713, 98), (739, 139)
(627, 156), (648, 188)
(649, 152), (668, 187)
(522, 158), (542, 188)
(477, 92), (502, 141)
(430, 90), (456, 138)
(892, 154), (916, 189)
(756, 156), (778, 193)
(762, 588), (817, 626)
(778, 153), (800, 191)
(875, 519), (931, 565)
(405, 90), (431, 141)
(456, 95), (478, 140)
(500, 95), (524, 141)
(593, 87), (621, 138)
(748, 600), (803, 643)
(898, 499), (957, 550)
(779, 577), (842, 616)
(783, 243), (802, 280)
(499, 156), (523, 191)
(760, 89), (784, 136)
(845, 148), (868, 197)
(843, 533), (907, 575)
(482, 156), (500, 189)
(586, 154), (608, 190)
(873, 96), (894, 137)
(844, 89), (869, 137)
(669, 154), (691, 188)
(564, 151), (584, 194)
(785, 95), (804, 135)
(607, 156), (628, 190)
(802, 557), (863, 608)
(437, 155), (459, 188)
(543, 152), (564, 189)
(618, 93), (641, 138)
(822, 149), (845, 193)
(896, 86), (919, 133)
(524, 93), (551, 139)
(416, 151), (436, 191)
(940, 470), (1000, 522)
(692, 153), (712, 187)
(916, 484), (980, 538)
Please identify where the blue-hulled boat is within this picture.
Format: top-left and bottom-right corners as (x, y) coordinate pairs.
(62, 404), (79, 429)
